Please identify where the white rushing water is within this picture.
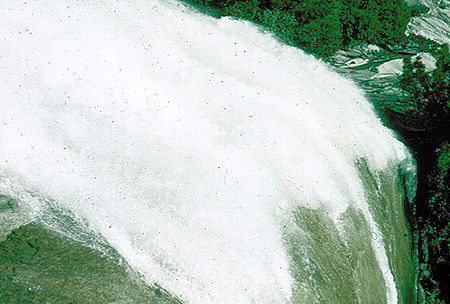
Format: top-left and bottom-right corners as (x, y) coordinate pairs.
(0, 1), (415, 303)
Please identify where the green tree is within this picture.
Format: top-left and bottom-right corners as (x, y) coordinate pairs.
(400, 56), (432, 117)
(338, 0), (410, 46)
(400, 45), (450, 127)
(430, 44), (450, 121)
(188, 0), (412, 56)
(290, 0), (343, 55)
(223, 0), (260, 20)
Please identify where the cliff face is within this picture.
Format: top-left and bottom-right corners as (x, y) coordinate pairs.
(332, 45), (449, 303)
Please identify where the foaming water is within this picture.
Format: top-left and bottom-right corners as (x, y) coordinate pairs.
(0, 1), (415, 303)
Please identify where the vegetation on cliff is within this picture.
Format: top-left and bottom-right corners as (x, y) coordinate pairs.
(400, 45), (449, 128)
(399, 44), (449, 304)
(189, 0), (411, 56)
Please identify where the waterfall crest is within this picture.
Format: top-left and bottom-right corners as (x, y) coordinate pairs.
(0, 1), (416, 303)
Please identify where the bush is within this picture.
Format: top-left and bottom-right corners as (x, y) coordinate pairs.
(400, 44), (450, 127)
(418, 142), (450, 303)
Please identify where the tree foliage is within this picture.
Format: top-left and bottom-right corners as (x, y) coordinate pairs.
(399, 45), (450, 303)
(400, 44), (450, 127)
(339, 0), (410, 45)
(419, 141), (450, 303)
(188, 0), (412, 56)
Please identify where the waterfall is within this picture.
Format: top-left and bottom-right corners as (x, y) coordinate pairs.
(0, 1), (416, 303)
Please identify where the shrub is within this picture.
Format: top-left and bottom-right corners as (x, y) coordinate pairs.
(400, 44), (450, 126)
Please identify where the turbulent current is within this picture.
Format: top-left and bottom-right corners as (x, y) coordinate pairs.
(0, 1), (417, 303)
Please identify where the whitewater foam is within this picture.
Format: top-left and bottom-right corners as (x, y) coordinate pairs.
(0, 1), (414, 303)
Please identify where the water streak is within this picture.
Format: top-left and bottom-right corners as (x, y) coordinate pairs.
(0, 1), (415, 303)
